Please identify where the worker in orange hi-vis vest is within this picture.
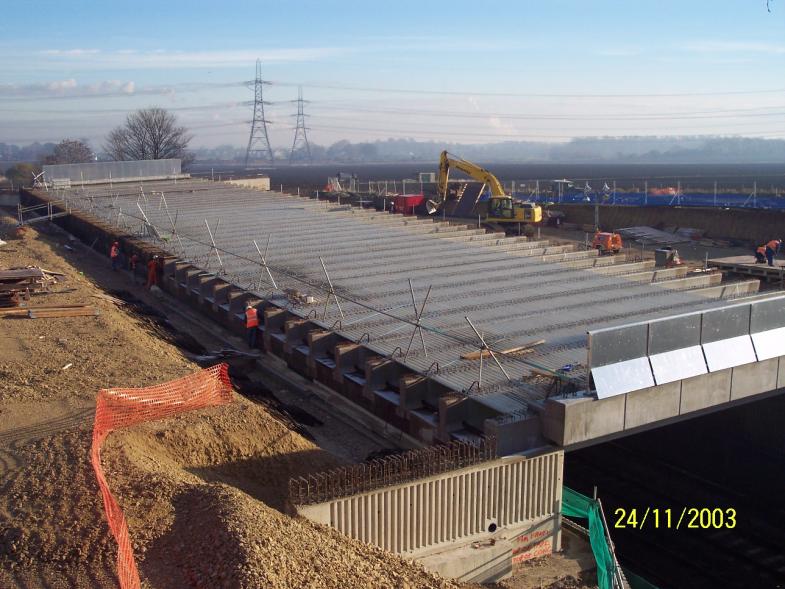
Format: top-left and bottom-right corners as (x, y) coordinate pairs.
(755, 245), (767, 264)
(245, 303), (259, 348)
(110, 241), (120, 271)
(145, 255), (160, 290)
(765, 238), (782, 267)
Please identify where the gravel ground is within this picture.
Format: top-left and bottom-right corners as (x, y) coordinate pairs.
(0, 214), (457, 589)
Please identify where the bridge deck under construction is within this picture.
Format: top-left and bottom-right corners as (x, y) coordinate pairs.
(33, 178), (769, 449)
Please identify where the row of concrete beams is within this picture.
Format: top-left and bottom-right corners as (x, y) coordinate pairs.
(155, 255), (758, 453)
(64, 179), (764, 414)
(37, 182), (763, 453)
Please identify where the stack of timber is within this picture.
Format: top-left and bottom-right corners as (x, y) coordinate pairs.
(0, 304), (98, 319)
(0, 266), (65, 307)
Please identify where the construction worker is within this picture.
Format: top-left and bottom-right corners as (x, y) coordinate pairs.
(755, 245), (767, 264)
(129, 253), (140, 283)
(765, 238), (782, 267)
(110, 241), (120, 271)
(145, 255), (159, 290)
(245, 303), (259, 348)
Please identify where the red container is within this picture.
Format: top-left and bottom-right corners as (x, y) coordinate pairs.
(392, 194), (425, 215)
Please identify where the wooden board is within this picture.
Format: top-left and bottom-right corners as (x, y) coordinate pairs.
(461, 339), (545, 360)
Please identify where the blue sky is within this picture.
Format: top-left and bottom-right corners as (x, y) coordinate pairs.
(1, 0), (785, 148)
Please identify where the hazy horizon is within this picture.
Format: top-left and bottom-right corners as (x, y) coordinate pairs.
(2, 1), (785, 149)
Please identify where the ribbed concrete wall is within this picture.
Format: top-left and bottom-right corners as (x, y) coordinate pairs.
(298, 450), (563, 557)
(560, 203), (785, 245)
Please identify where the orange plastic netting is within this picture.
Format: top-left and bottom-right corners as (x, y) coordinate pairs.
(90, 364), (233, 589)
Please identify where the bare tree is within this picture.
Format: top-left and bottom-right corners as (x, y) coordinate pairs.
(104, 107), (193, 164)
(43, 139), (94, 165)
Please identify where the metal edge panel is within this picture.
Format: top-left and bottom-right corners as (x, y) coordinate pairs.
(749, 296), (785, 333)
(751, 327), (785, 361)
(588, 323), (649, 368)
(649, 346), (707, 385)
(648, 313), (702, 355)
(592, 357), (655, 399)
(702, 335), (757, 372)
(701, 304), (751, 343)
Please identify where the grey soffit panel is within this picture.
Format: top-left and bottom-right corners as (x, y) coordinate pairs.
(702, 335), (757, 372)
(751, 327), (785, 361)
(749, 296), (785, 333)
(589, 323), (649, 368)
(649, 346), (707, 385)
(592, 357), (655, 399)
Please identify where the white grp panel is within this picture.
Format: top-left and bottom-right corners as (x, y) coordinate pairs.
(702, 335), (757, 372)
(649, 346), (708, 385)
(592, 357), (655, 399)
(751, 327), (785, 361)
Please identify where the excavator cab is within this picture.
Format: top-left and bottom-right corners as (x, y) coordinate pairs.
(487, 197), (542, 223)
(488, 196), (514, 219)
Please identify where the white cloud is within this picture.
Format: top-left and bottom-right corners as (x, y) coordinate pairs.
(46, 79), (77, 91)
(34, 47), (348, 69)
(680, 40), (785, 54)
(0, 79), (135, 98)
(41, 48), (101, 56)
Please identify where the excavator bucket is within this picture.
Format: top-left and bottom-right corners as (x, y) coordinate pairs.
(426, 199), (441, 215)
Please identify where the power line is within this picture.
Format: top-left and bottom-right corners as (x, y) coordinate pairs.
(268, 80), (785, 99)
(309, 103), (785, 122)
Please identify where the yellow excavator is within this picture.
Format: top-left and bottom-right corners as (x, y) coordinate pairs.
(427, 150), (542, 225)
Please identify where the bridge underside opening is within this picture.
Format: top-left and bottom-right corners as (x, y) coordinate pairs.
(564, 392), (785, 589)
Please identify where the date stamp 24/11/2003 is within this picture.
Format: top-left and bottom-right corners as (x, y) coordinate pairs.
(613, 507), (737, 530)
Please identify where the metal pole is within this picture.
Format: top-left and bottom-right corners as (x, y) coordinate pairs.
(319, 257), (345, 319)
(644, 180), (648, 206)
(253, 236), (278, 290)
(713, 181), (717, 207)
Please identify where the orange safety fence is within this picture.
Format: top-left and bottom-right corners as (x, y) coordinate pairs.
(90, 364), (233, 589)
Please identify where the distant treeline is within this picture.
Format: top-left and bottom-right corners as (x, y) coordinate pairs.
(196, 136), (785, 164)
(5, 136), (785, 165)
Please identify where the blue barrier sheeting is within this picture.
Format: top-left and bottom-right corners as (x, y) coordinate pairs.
(514, 191), (785, 210)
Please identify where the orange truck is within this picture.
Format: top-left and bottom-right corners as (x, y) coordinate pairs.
(592, 232), (623, 254)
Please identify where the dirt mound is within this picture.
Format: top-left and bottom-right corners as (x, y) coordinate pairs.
(102, 396), (457, 589)
(0, 423), (117, 585)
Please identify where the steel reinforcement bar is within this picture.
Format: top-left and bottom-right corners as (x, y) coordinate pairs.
(289, 436), (497, 505)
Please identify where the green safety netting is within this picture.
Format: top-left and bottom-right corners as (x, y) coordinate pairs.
(623, 567), (661, 589)
(562, 486), (617, 589)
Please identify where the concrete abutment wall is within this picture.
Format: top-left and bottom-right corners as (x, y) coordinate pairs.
(296, 449), (564, 582)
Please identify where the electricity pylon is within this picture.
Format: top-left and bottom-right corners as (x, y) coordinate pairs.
(289, 86), (311, 164)
(245, 59), (274, 165)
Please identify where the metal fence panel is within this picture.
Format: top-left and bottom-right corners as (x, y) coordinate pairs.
(43, 159), (182, 184)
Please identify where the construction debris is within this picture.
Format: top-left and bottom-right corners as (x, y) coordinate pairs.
(617, 226), (690, 246)
(27, 305), (99, 319)
(0, 266), (65, 307)
(91, 293), (126, 305)
(461, 339), (546, 360)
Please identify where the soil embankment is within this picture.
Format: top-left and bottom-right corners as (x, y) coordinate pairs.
(0, 216), (457, 589)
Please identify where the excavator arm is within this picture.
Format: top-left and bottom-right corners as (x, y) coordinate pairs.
(437, 150), (507, 202)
